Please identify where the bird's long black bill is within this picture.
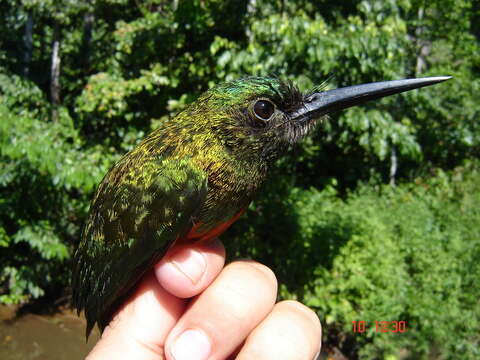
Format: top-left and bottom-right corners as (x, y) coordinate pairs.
(292, 76), (451, 121)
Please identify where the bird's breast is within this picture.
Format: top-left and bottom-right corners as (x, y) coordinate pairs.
(184, 208), (245, 243)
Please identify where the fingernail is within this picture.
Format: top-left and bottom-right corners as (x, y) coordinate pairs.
(171, 329), (211, 360)
(170, 248), (206, 284)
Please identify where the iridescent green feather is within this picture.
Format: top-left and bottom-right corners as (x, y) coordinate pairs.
(72, 158), (208, 337)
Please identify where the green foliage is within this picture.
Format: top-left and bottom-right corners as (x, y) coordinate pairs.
(0, 0), (479, 357)
(303, 164), (480, 359)
(0, 75), (114, 304)
(227, 162), (480, 359)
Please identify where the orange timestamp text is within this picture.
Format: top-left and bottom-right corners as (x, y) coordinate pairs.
(352, 320), (407, 333)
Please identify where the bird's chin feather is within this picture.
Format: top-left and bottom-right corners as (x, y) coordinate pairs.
(282, 115), (323, 144)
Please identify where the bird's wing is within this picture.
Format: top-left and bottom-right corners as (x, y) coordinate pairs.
(71, 157), (208, 338)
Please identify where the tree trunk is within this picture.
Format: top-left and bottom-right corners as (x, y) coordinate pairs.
(246, 0), (257, 41)
(22, 12), (34, 77)
(50, 24), (61, 122)
(415, 6), (431, 76)
(389, 144), (397, 187)
(82, 12), (94, 69)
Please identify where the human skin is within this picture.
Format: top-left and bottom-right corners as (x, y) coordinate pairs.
(86, 238), (322, 360)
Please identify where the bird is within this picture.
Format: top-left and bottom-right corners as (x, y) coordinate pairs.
(72, 75), (451, 338)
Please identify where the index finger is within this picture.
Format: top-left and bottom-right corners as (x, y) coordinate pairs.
(154, 238), (226, 298)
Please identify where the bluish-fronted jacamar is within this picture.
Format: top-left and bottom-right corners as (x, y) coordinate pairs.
(72, 75), (450, 337)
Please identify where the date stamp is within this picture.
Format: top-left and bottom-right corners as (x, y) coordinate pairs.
(352, 321), (407, 333)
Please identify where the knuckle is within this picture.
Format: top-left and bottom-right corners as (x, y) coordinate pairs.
(278, 300), (322, 333)
(211, 262), (277, 320)
(227, 260), (278, 289)
(215, 284), (256, 321)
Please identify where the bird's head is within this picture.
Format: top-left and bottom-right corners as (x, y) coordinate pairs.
(182, 75), (450, 163)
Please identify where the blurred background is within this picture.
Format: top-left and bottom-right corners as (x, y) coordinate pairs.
(0, 0), (479, 359)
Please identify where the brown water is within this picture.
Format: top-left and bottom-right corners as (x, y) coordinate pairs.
(0, 305), (100, 360)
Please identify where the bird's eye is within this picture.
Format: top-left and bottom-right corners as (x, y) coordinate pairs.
(253, 100), (275, 121)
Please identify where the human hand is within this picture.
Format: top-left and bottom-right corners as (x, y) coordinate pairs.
(86, 238), (322, 360)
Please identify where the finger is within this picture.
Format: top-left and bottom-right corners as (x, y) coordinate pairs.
(236, 300), (322, 360)
(86, 271), (185, 360)
(154, 238), (226, 298)
(165, 261), (278, 360)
